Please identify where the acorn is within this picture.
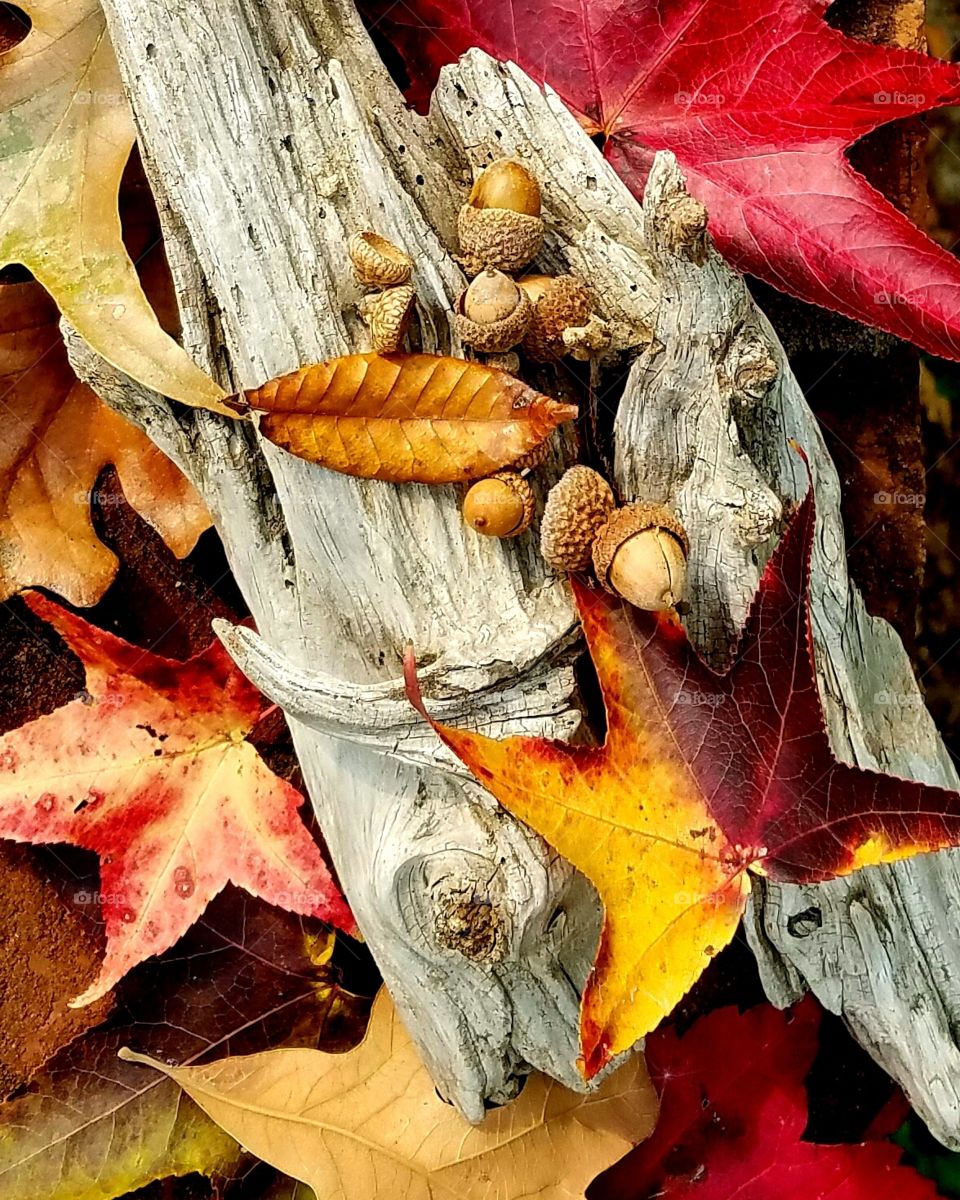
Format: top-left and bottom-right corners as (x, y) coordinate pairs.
(457, 159), (544, 276)
(519, 274), (596, 361)
(348, 230), (413, 288)
(359, 284), (416, 352)
(455, 269), (533, 353)
(540, 466), (616, 572)
(592, 503), (689, 611)
(462, 471), (534, 538)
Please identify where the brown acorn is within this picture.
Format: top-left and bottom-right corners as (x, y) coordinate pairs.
(458, 159), (544, 276)
(592, 503), (689, 610)
(359, 284), (416, 352)
(455, 269), (533, 352)
(463, 471), (535, 538)
(540, 466), (616, 572)
(348, 230), (413, 288)
(518, 274), (596, 361)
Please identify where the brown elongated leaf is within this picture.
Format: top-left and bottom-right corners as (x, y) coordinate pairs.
(121, 990), (656, 1200)
(245, 353), (578, 483)
(0, 278), (210, 606)
(0, 2), (231, 415)
(0, 892), (372, 1200)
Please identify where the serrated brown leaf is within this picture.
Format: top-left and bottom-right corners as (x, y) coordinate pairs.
(122, 989), (656, 1200)
(0, 893), (372, 1200)
(245, 352), (577, 483)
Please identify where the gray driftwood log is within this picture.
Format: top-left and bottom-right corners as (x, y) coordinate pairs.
(76, 0), (960, 1142)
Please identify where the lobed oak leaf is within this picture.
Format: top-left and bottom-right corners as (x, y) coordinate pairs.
(244, 352), (577, 483)
(0, 278), (210, 606)
(0, 593), (354, 1006)
(598, 997), (937, 1199)
(362, 0), (960, 360)
(0, 893), (371, 1200)
(406, 485), (960, 1076)
(120, 988), (657, 1199)
(0, 1), (232, 414)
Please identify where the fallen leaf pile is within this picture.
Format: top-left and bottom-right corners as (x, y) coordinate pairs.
(0, 1), (229, 412)
(122, 988), (658, 1199)
(407, 485), (960, 1074)
(363, 0), (960, 359)
(608, 998), (937, 1199)
(0, 593), (354, 1005)
(243, 352), (577, 482)
(0, 894), (371, 1200)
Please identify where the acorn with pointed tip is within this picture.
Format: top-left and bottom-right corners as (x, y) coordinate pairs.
(360, 284), (416, 352)
(455, 269), (533, 352)
(540, 466), (616, 572)
(348, 230), (413, 288)
(458, 159), (544, 276)
(463, 471), (534, 538)
(518, 274), (599, 361)
(592, 503), (689, 611)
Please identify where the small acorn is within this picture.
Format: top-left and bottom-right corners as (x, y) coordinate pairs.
(592, 503), (689, 611)
(348, 230), (413, 288)
(540, 466), (616, 572)
(359, 284), (416, 352)
(518, 274), (597, 361)
(458, 159), (545, 276)
(463, 471), (534, 538)
(455, 269), (533, 352)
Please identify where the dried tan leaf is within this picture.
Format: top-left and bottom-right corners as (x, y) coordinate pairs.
(121, 990), (656, 1199)
(246, 352), (578, 483)
(0, 1), (231, 415)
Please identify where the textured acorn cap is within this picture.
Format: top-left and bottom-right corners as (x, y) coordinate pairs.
(455, 279), (533, 353)
(362, 284), (416, 352)
(348, 230), (413, 288)
(457, 204), (544, 276)
(519, 274), (594, 362)
(592, 503), (689, 608)
(463, 471), (535, 538)
(540, 465), (616, 572)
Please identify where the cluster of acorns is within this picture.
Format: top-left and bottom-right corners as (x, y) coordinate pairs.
(345, 160), (689, 613)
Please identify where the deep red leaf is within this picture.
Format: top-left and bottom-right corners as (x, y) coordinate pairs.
(602, 999), (937, 1199)
(364, 0), (960, 359)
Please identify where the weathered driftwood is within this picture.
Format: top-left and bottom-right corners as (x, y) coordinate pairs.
(76, 0), (960, 1142)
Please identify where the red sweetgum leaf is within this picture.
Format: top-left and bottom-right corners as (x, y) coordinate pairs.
(406, 485), (960, 1076)
(363, 0), (960, 359)
(0, 594), (354, 1006)
(596, 998), (937, 1200)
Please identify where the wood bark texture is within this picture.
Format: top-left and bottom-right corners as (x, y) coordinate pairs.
(71, 0), (960, 1142)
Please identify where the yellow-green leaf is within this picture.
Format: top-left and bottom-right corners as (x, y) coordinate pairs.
(0, 2), (231, 415)
(121, 990), (657, 1200)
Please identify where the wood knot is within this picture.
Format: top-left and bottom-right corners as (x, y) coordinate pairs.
(665, 195), (708, 261)
(434, 892), (508, 963)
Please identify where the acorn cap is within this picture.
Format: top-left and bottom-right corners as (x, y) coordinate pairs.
(592, 503), (689, 609)
(455, 276), (533, 353)
(362, 284), (416, 352)
(519, 274), (594, 362)
(348, 230), (413, 288)
(468, 159), (542, 216)
(540, 465), (616, 572)
(457, 204), (544, 276)
(463, 471), (535, 538)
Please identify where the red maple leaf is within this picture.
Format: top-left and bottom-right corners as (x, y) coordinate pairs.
(0, 593), (354, 1005)
(407, 482), (960, 1072)
(598, 998), (936, 1199)
(363, 0), (960, 359)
